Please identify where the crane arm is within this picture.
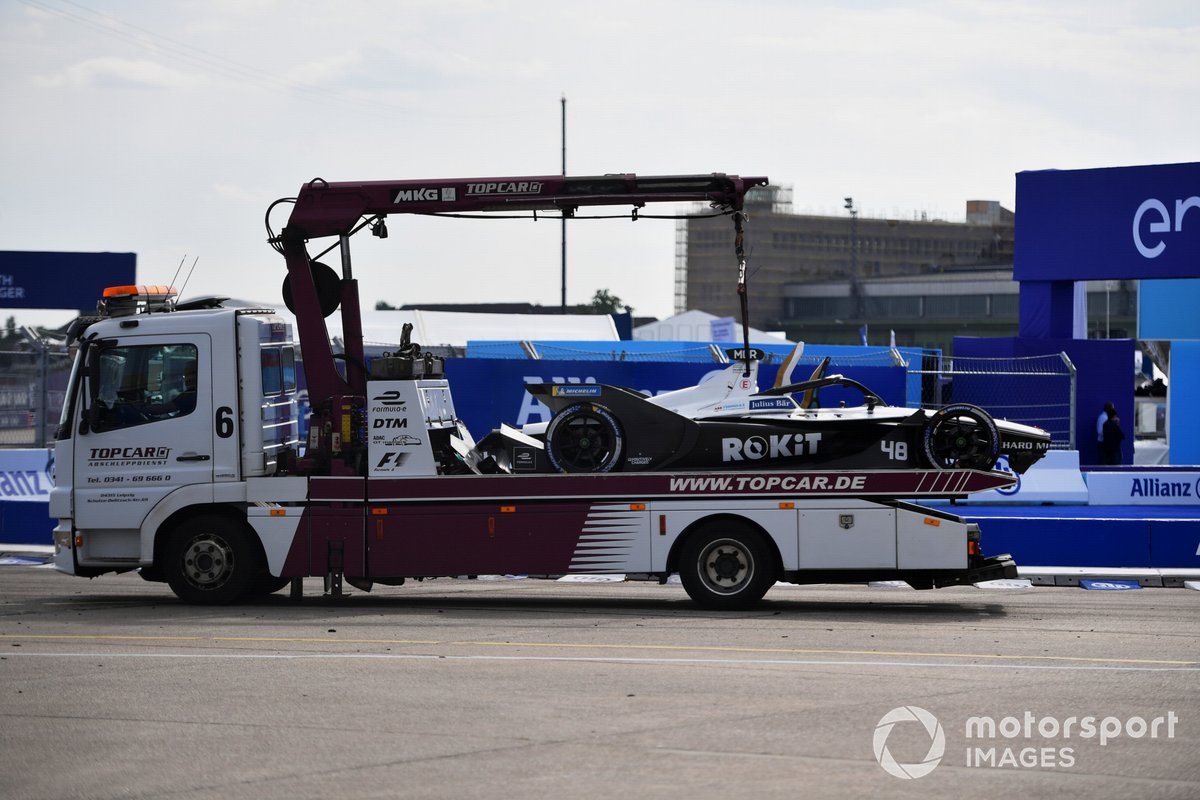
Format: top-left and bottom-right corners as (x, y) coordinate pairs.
(272, 172), (768, 407)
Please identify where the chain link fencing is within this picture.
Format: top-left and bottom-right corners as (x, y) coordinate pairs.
(0, 346), (73, 448)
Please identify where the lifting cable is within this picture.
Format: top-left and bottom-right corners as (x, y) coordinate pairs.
(733, 209), (753, 377)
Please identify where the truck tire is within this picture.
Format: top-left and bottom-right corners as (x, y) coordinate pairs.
(545, 403), (624, 473)
(921, 403), (1000, 471)
(163, 516), (260, 605)
(247, 574), (292, 597)
(678, 521), (775, 610)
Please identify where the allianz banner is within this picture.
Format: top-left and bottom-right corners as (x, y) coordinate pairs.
(1015, 162), (1200, 281)
(0, 449), (55, 503)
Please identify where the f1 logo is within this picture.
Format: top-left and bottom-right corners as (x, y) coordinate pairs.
(376, 452), (409, 469)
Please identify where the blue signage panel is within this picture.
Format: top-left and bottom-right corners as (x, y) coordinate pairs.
(1015, 162), (1200, 281)
(1079, 580), (1141, 591)
(0, 251), (136, 310)
(1139, 278), (1200, 340)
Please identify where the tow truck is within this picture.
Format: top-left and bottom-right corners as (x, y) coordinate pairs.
(49, 172), (1018, 609)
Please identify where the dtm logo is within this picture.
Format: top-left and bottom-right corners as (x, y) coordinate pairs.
(1133, 196), (1200, 258)
(722, 433), (822, 461)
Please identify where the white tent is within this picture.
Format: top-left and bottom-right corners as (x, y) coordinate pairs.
(333, 309), (619, 349)
(634, 310), (792, 344)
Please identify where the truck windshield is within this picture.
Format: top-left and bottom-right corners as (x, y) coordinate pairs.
(89, 343), (199, 432)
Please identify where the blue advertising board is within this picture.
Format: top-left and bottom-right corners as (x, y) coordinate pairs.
(0, 251), (136, 311)
(1014, 162), (1200, 282)
(1139, 278), (1200, 340)
(443, 358), (907, 440)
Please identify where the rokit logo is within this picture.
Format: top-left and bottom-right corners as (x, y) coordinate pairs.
(1133, 196), (1199, 258)
(721, 433), (822, 462)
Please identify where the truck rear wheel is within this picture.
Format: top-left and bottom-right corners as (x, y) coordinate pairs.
(678, 522), (774, 610)
(163, 516), (259, 605)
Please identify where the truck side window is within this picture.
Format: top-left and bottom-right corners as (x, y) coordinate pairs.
(90, 344), (199, 432)
(261, 348), (282, 396)
(281, 347), (296, 393)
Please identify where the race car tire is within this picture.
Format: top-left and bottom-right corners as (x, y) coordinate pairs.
(922, 403), (1001, 470)
(545, 402), (625, 473)
(678, 521), (775, 610)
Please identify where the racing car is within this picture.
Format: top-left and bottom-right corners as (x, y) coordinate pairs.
(471, 347), (1052, 476)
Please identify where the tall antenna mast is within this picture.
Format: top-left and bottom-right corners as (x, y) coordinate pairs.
(560, 93), (567, 312)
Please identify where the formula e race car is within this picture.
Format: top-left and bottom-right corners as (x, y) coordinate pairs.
(471, 348), (1052, 476)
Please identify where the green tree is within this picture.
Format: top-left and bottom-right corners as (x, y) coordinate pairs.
(588, 289), (631, 314)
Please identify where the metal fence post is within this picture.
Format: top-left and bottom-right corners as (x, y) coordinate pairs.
(1061, 352), (1077, 450)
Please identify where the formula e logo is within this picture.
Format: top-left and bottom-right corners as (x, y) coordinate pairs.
(721, 433), (822, 461)
(1133, 196), (1200, 258)
(372, 391), (407, 408)
(393, 187), (456, 203)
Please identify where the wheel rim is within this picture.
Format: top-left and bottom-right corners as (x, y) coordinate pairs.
(696, 537), (755, 596)
(180, 534), (236, 592)
(547, 406), (622, 473)
(925, 407), (999, 469)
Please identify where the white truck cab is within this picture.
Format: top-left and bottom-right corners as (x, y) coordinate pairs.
(51, 287), (300, 578)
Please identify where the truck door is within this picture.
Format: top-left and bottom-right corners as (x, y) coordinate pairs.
(72, 335), (213, 546)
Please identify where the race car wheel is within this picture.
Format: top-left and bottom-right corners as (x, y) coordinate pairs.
(922, 403), (1001, 470)
(678, 522), (775, 610)
(545, 403), (624, 473)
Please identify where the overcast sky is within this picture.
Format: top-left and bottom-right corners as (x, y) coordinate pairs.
(2, 0), (1197, 327)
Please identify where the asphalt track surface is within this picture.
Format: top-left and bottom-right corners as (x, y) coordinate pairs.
(1, 566), (1197, 799)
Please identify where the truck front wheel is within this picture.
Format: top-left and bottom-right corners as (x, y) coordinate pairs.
(163, 516), (259, 605)
(678, 522), (775, 610)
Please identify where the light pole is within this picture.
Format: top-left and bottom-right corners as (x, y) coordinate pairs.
(844, 196), (858, 275)
(560, 94), (567, 312)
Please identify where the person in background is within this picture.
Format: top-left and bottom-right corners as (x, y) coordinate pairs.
(1100, 407), (1125, 465)
(1096, 401), (1116, 445)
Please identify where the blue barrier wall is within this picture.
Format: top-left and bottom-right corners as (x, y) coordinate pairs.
(965, 510), (1200, 569)
(1, 500), (52, 545)
(954, 336), (1134, 466)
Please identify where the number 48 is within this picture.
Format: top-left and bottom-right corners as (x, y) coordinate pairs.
(881, 440), (908, 461)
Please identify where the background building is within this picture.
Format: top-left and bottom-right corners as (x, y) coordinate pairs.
(677, 186), (1138, 353)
